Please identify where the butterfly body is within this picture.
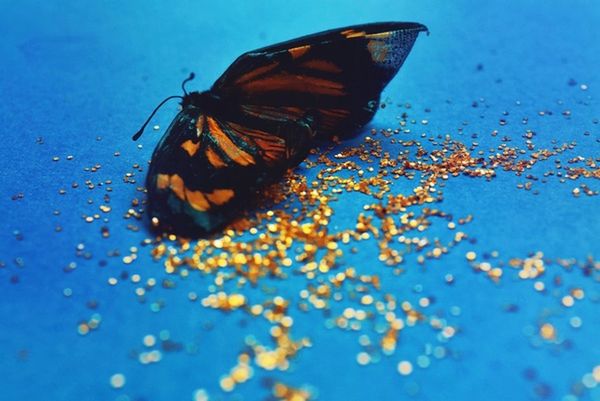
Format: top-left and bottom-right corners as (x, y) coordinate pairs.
(142, 22), (428, 235)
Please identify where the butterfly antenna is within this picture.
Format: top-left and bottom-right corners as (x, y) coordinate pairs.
(181, 72), (195, 96)
(132, 95), (183, 141)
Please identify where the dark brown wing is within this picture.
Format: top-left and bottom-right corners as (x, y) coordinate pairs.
(210, 22), (428, 137)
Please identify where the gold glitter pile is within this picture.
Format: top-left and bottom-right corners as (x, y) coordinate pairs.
(133, 116), (596, 395)
(41, 100), (599, 399)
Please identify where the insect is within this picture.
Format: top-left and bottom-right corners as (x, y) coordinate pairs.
(133, 22), (428, 235)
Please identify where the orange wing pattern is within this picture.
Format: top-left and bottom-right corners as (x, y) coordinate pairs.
(194, 113), (307, 168)
(211, 22), (427, 137)
(145, 108), (314, 235)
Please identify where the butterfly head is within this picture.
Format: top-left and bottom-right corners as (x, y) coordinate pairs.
(181, 91), (223, 115)
(132, 72), (197, 141)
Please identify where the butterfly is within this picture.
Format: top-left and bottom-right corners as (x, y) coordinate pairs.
(133, 22), (428, 235)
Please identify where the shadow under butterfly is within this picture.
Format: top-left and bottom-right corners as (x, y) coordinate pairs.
(133, 22), (428, 236)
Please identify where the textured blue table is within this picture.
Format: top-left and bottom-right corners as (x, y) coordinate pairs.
(1, 1), (599, 400)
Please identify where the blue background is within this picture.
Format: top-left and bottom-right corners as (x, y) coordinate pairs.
(1, 1), (599, 400)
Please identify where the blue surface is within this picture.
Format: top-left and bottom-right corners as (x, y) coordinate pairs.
(1, 1), (599, 401)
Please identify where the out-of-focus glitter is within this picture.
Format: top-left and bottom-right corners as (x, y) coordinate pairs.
(45, 89), (599, 400)
(110, 373), (126, 389)
(397, 360), (413, 375)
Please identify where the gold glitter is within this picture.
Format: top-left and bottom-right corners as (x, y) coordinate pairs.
(272, 382), (313, 401)
(63, 98), (599, 397)
(540, 323), (556, 341)
(593, 366), (600, 381)
(357, 352), (371, 365)
(193, 389), (209, 401)
(143, 335), (156, 347)
(397, 360), (413, 375)
(109, 373), (126, 389)
(77, 323), (90, 336)
(561, 295), (574, 307)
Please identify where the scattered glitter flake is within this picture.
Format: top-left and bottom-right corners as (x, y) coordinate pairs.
(569, 317), (582, 328)
(77, 323), (90, 336)
(565, 364), (600, 399)
(109, 373), (126, 389)
(11, 192), (25, 201)
(138, 349), (162, 365)
(562, 295), (575, 307)
(272, 382), (313, 401)
(540, 323), (557, 341)
(192, 389), (209, 401)
(219, 376), (235, 392)
(143, 335), (156, 347)
(417, 355), (431, 368)
(48, 85), (600, 399)
(357, 352), (371, 365)
(397, 360), (414, 375)
(221, 352), (254, 389)
(201, 292), (246, 310)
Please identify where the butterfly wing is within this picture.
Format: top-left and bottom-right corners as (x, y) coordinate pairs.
(146, 106), (314, 235)
(144, 22), (427, 234)
(210, 22), (428, 137)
